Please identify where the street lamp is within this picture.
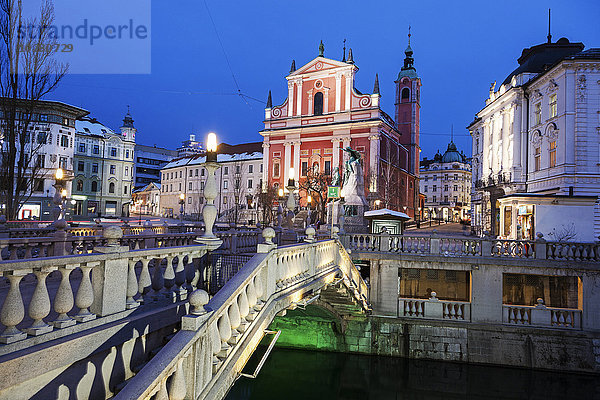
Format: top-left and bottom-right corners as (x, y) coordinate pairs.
(374, 199), (381, 209)
(179, 193), (185, 224)
(52, 169), (66, 228)
(306, 194), (312, 228)
(286, 167), (296, 220)
(197, 132), (222, 245)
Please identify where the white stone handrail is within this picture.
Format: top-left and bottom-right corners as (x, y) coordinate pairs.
(114, 239), (370, 400)
(399, 297), (471, 321)
(546, 242), (600, 262)
(502, 304), (581, 329)
(0, 244), (209, 345)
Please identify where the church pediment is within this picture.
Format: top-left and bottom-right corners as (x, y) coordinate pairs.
(289, 57), (355, 77)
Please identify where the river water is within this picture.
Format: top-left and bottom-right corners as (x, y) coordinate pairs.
(225, 348), (599, 399)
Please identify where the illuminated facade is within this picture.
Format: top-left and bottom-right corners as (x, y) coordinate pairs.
(469, 38), (600, 241)
(260, 40), (420, 218)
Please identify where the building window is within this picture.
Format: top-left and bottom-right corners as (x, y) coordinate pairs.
(223, 167), (228, 175)
(189, 182), (193, 190)
(76, 180), (83, 191)
(249, 164), (253, 173)
(260, 164), (263, 173)
(201, 181), (205, 190)
(534, 147), (541, 171)
(189, 169), (193, 177)
(91, 181), (98, 192)
(433, 185), (437, 191)
(454, 185), (458, 191)
(78, 143), (86, 153)
(236, 165), (241, 175)
(36, 154), (45, 168)
(313, 92), (324, 115)
(179, 171), (182, 178)
(401, 88), (410, 101)
(301, 161), (308, 177)
(188, 197), (192, 204)
(124, 185), (128, 195)
(110, 165), (116, 174)
(454, 174), (458, 180)
(444, 195), (448, 202)
(324, 160), (331, 175)
(195, 168), (198, 176)
(126, 150), (130, 159)
(59, 157), (68, 169)
(224, 180), (228, 189)
(433, 195), (437, 203)
(179, 183), (181, 191)
(60, 135), (69, 147)
(125, 166), (129, 176)
(433, 175), (437, 181)
(549, 140), (557, 168)
(534, 103), (541, 125)
(110, 147), (117, 157)
(273, 162), (280, 178)
(424, 186), (428, 192)
(444, 185), (448, 191)
(549, 94), (557, 118)
(92, 163), (98, 173)
(109, 182), (115, 193)
(78, 161), (84, 172)
(223, 197), (228, 204)
(93, 145), (99, 154)
(247, 179), (253, 189)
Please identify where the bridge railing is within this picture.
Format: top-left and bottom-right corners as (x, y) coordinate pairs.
(115, 236), (370, 400)
(399, 296), (471, 322)
(0, 238), (210, 346)
(342, 232), (600, 262)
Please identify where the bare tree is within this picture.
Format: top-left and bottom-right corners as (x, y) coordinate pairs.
(256, 183), (277, 226)
(547, 223), (578, 242)
(227, 161), (244, 225)
(298, 169), (331, 224)
(0, 0), (68, 219)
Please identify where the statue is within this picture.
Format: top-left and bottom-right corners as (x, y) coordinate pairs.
(343, 147), (362, 186)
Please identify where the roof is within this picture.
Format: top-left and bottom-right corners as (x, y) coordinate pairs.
(441, 141), (466, 163)
(219, 141), (263, 155)
(163, 151), (263, 169)
(364, 208), (410, 221)
(0, 98), (89, 118)
(502, 38), (584, 86)
(76, 117), (115, 137)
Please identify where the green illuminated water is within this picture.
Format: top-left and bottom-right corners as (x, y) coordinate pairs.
(225, 348), (599, 399)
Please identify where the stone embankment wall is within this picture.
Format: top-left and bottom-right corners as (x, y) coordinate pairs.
(269, 310), (600, 373)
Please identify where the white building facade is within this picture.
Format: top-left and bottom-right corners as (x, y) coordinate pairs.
(469, 38), (600, 241)
(420, 141), (471, 222)
(73, 112), (136, 218)
(160, 144), (263, 224)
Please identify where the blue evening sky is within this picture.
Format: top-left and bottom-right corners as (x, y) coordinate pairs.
(50, 0), (600, 159)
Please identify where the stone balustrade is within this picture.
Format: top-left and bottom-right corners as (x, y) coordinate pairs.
(503, 302), (582, 329)
(343, 232), (600, 262)
(114, 238), (369, 400)
(399, 296), (471, 322)
(0, 243), (209, 346)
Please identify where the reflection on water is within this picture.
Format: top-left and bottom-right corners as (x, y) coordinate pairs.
(226, 348), (599, 400)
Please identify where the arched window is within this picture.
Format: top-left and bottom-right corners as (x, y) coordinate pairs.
(76, 180), (83, 191)
(91, 181), (98, 192)
(401, 88), (410, 101)
(109, 182), (115, 193)
(313, 92), (323, 116)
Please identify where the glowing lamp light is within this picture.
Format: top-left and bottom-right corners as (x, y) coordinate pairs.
(288, 167), (295, 187)
(61, 189), (67, 198)
(206, 132), (218, 162)
(179, 193), (185, 202)
(55, 168), (64, 181)
(307, 195), (312, 203)
(375, 199), (381, 207)
(278, 188), (284, 198)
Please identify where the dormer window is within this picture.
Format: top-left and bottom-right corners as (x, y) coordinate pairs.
(313, 92), (323, 116)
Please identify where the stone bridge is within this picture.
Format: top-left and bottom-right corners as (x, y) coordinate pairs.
(1, 227), (600, 399)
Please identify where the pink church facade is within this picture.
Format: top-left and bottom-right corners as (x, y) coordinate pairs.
(260, 42), (420, 219)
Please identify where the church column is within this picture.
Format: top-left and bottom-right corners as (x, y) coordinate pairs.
(296, 80), (303, 116)
(344, 72), (352, 111)
(287, 81), (294, 118)
(369, 134), (380, 192)
(335, 73), (342, 112)
(332, 138), (341, 173)
(501, 107), (510, 172)
(284, 142), (292, 185)
(323, 87), (330, 114)
(262, 142), (270, 190)
(292, 141), (301, 182)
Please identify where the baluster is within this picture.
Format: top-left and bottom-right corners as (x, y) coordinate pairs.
(152, 258), (165, 298)
(0, 272), (27, 343)
(551, 310), (558, 325)
(558, 312), (566, 326)
(210, 321), (222, 373)
(126, 260), (139, 309)
(217, 314), (232, 359)
(138, 258), (152, 302)
(228, 302), (242, 345)
(247, 281), (258, 311)
(74, 264), (96, 322)
(155, 378), (168, 400)
(52, 265), (76, 328)
(163, 256), (175, 297)
(254, 276), (265, 308)
(168, 358), (187, 400)
(238, 292), (250, 332)
(174, 256), (187, 296)
(408, 301), (415, 316)
(25, 268), (54, 335)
